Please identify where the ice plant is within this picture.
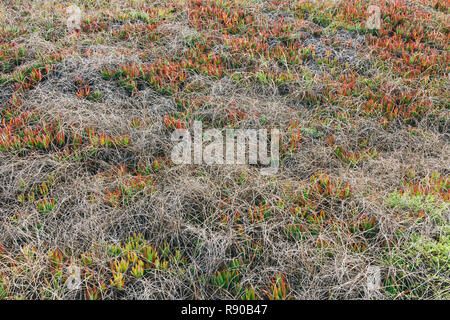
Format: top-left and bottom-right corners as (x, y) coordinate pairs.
(241, 287), (258, 300)
(248, 204), (270, 223)
(110, 271), (125, 290)
(212, 260), (241, 290)
(264, 274), (290, 300)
